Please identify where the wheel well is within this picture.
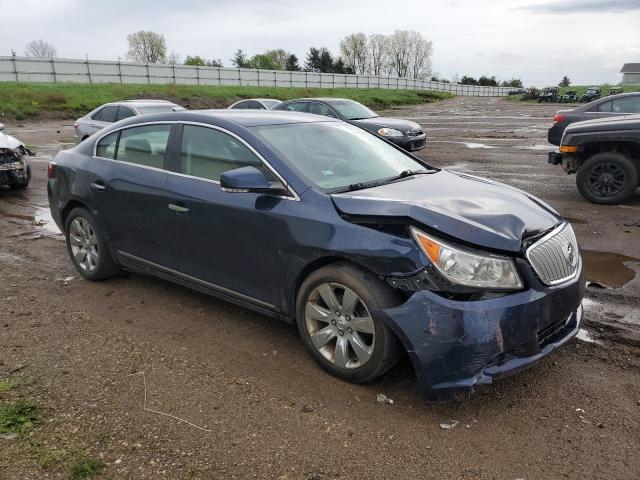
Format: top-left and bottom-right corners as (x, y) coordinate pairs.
(61, 199), (89, 229)
(580, 141), (640, 167)
(290, 256), (346, 314)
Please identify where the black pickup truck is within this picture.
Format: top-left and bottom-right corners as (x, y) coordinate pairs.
(548, 114), (640, 204)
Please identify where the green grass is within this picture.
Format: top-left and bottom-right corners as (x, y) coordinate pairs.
(70, 457), (106, 479)
(0, 399), (38, 435)
(0, 82), (453, 120)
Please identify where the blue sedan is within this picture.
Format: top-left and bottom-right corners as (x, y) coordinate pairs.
(47, 110), (585, 402)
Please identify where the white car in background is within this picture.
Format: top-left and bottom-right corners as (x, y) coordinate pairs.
(74, 99), (185, 143)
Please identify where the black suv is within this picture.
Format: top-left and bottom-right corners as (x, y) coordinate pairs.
(549, 115), (640, 204)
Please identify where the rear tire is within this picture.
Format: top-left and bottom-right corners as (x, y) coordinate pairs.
(296, 262), (401, 383)
(576, 152), (638, 204)
(64, 207), (118, 281)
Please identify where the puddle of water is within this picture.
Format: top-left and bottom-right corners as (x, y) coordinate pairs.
(464, 142), (496, 149)
(34, 207), (61, 234)
(582, 250), (639, 288)
(576, 328), (603, 345)
(515, 144), (555, 151)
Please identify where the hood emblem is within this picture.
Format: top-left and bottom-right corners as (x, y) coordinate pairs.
(564, 242), (576, 267)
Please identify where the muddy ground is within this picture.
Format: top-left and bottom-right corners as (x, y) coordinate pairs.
(1, 97), (639, 479)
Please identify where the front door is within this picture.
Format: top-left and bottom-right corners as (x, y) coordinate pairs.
(163, 124), (289, 308)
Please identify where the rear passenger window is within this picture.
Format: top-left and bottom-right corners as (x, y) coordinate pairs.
(94, 105), (118, 123)
(115, 124), (171, 169)
(117, 106), (136, 121)
(309, 102), (336, 117)
(230, 101), (249, 109)
(597, 101), (612, 112)
(180, 125), (262, 182)
(96, 132), (118, 159)
(612, 97), (640, 113)
(281, 102), (308, 113)
(247, 101), (265, 109)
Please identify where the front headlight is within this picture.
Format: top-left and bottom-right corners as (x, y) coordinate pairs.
(378, 127), (404, 137)
(411, 227), (523, 290)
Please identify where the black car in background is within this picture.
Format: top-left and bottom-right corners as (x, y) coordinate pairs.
(275, 98), (426, 151)
(581, 87), (601, 103)
(547, 93), (640, 145)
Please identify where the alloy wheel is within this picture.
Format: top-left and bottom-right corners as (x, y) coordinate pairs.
(68, 217), (99, 272)
(304, 283), (375, 369)
(586, 162), (627, 198)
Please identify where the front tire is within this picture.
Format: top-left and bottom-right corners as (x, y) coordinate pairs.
(64, 207), (118, 280)
(576, 152), (638, 204)
(296, 262), (401, 383)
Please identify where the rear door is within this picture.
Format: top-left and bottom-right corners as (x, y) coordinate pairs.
(162, 124), (289, 308)
(90, 123), (180, 268)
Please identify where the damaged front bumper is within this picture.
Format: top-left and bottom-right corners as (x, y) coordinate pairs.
(0, 148), (32, 187)
(378, 262), (585, 403)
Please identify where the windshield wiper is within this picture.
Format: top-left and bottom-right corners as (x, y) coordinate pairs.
(335, 169), (432, 193)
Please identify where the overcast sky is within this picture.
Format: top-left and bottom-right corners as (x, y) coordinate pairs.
(1, 0), (639, 86)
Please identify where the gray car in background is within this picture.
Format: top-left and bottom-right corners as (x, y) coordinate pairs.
(74, 100), (185, 143)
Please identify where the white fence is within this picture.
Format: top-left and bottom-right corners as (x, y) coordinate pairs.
(0, 56), (514, 97)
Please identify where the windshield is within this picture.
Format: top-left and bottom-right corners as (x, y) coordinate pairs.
(330, 101), (377, 120)
(136, 104), (186, 114)
(252, 122), (431, 191)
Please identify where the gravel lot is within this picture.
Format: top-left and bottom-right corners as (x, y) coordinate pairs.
(1, 96), (639, 479)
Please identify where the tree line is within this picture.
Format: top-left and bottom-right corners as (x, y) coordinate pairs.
(17, 33), (522, 87)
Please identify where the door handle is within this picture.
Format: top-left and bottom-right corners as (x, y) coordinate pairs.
(90, 182), (106, 191)
(168, 203), (189, 214)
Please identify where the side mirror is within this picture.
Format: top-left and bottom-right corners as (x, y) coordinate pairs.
(220, 166), (284, 194)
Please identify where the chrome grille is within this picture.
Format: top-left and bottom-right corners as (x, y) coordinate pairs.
(526, 223), (580, 286)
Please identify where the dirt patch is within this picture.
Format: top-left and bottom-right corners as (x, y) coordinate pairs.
(583, 250), (639, 288)
(1, 98), (640, 479)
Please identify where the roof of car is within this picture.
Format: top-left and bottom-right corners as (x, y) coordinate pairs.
(282, 97), (358, 104)
(114, 99), (179, 106)
(181, 109), (340, 127)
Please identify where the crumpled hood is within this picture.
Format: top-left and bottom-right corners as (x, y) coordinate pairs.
(0, 131), (25, 150)
(352, 116), (422, 133)
(331, 170), (561, 252)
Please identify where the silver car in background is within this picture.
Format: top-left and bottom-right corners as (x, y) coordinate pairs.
(227, 98), (283, 110)
(74, 99), (185, 143)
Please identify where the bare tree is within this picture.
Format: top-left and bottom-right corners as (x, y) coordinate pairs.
(25, 39), (57, 59)
(340, 33), (368, 75)
(367, 34), (388, 76)
(126, 31), (167, 63)
(167, 51), (180, 65)
(387, 30), (413, 77)
(408, 32), (433, 79)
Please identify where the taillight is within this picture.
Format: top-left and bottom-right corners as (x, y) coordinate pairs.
(47, 163), (56, 178)
(553, 113), (566, 124)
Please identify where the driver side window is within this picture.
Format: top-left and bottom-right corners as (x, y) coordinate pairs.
(180, 125), (263, 182)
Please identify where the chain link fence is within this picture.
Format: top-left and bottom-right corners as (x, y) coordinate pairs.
(0, 55), (514, 97)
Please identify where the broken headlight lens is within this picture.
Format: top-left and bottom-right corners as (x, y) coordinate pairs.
(411, 227), (523, 290)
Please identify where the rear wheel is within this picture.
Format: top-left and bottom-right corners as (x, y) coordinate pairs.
(296, 262), (401, 383)
(576, 152), (638, 204)
(64, 207), (118, 280)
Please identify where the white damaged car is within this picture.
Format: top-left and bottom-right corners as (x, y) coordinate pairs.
(0, 123), (33, 190)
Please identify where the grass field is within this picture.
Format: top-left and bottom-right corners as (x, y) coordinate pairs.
(0, 82), (454, 120)
(508, 84), (640, 102)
